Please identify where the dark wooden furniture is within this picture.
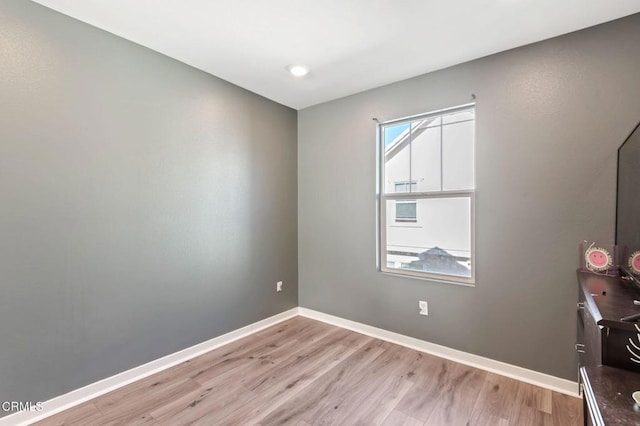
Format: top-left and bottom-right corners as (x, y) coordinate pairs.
(578, 271), (640, 425)
(580, 366), (640, 426)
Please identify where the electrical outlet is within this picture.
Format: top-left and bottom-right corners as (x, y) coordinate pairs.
(419, 300), (428, 316)
(276, 281), (283, 292)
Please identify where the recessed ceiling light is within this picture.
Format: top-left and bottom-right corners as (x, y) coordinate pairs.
(287, 64), (309, 77)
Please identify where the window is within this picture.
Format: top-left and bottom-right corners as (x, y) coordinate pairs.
(377, 103), (475, 284)
(395, 200), (417, 222)
(394, 181), (417, 192)
(394, 180), (418, 223)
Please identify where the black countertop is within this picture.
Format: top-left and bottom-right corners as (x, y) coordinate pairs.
(578, 271), (640, 331)
(581, 365), (640, 426)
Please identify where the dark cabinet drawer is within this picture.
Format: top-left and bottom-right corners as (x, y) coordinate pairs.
(578, 301), (602, 367)
(577, 272), (640, 372)
(578, 272), (640, 426)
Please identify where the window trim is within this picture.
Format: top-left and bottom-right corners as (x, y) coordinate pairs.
(376, 103), (476, 285)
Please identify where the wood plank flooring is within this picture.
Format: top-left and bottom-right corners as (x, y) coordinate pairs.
(34, 317), (582, 425)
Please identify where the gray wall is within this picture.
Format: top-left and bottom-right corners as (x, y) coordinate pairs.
(0, 0), (297, 411)
(298, 13), (640, 381)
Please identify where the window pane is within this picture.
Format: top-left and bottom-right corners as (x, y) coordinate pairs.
(410, 124), (441, 192)
(384, 123), (410, 147)
(424, 116), (442, 128)
(442, 120), (474, 191)
(385, 197), (471, 278)
(442, 109), (474, 125)
(384, 124), (410, 193)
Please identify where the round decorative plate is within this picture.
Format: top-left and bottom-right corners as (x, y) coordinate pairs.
(585, 246), (613, 272)
(629, 251), (640, 274)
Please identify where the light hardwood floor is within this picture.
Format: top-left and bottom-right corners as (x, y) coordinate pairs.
(34, 317), (582, 425)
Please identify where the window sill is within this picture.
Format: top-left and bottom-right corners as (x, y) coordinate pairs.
(380, 268), (475, 287)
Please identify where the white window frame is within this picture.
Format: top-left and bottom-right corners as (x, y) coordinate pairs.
(376, 103), (476, 285)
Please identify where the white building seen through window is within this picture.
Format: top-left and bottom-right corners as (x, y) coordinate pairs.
(378, 103), (475, 284)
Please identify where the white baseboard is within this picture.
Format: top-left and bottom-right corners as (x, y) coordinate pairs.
(3, 305), (579, 425)
(298, 307), (579, 397)
(0, 308), (299, 426)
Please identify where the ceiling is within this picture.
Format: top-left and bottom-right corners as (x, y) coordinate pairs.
(31, 0), (640, 110)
